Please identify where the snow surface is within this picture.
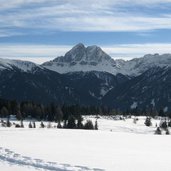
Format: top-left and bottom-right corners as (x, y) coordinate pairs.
(0, 116), (171, 171)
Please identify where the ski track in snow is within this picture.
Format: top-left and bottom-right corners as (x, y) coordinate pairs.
(0, 147), (104, 171)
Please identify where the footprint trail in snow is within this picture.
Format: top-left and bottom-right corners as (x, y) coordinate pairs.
(0, 147), (104, 171)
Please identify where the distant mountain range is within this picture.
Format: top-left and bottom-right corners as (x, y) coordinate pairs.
(0, 43), (171, 112)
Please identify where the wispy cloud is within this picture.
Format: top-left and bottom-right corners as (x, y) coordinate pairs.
(1, 0), (171, 36)
(0, 0), (49, 10)
(103, 43), (171, 59)
(0, 44), (71, 57)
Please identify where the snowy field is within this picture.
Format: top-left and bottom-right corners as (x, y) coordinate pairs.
(0, 116), (171, 171)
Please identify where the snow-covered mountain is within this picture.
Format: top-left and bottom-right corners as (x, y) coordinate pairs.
(1, 44), (171, 76)
(42, 43), (171, 76)
(0, 44), (171, 111)
(42, 43), (121, 75)
(0, 58), (41, 72)
(120, 53), (171, 76)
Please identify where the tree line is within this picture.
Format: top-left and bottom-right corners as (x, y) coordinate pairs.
(0, 99), (171, 122)
(0, 99), (106, 121)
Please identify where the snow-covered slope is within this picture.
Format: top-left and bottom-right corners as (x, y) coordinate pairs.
(42, 43), (121, 75)
(120, 53), (171, 76)
(0, 116), (171, 171)
(0, 58), (41, 72)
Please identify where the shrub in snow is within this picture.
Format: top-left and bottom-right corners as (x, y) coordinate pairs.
(155, 127), (162, 135)
(20, 120), (24, 128)
(84, 120), (94, 130)
(6, 118), (11, 127)
(160, 120), (167, 130)
(168, 120), (171, 127)
(133, 117), (138, 124)
(166, 128), (170, 135)
(33, 122), (36, 128)
(28, 122), (32, 128)
(77, 116), (83, 129)
(15, 124), (21, 128)
(57, 121), (62, 128)
(0, 107), (9, 117)
(40, 121), (45, 128)
(1, 122), (6, 127)
(95, 120), (98, 130)
(144, 117), (152, 127)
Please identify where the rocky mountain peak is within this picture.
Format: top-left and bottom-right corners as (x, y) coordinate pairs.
(52, 43), (112, 63)
(42, 43), (117, 74)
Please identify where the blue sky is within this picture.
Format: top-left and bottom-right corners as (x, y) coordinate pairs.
(1, 0), (171, 63)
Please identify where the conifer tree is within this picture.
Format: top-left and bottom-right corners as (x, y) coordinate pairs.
(168, 120), (171, 127)
(55, 106), (63, 122)
(33, 122), (36, 128)
(40, 121), (45, 128)
(160, 120), (167, 130)
(166, 128), (170, 135)
(144, 117), (152, 127)
(67, 115), (76, 129)
(77, 115), (83, 129)
(155, 127), (162, 135)
(95, 119), (98, 130)
(0, 106), (9, 117)
(20, 120), (24, 128)
(84, 120), (94, 130)
(28, 122), (32, 128)
(159, 109), (165, 117)
(6, 117), (11, 127)
(57, 121), (62, 128)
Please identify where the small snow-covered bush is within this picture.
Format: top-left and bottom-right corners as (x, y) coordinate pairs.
(84, 120), (94, 130)
(155, 127), (162, 135)
(40, 122), (45, 128)
(15, 124), (21, 128)
(57, 121), (62, 128)
(28, 122), (32, 128)
(144, 117), (152, 127)
(133, 117), (138, 124)
(160, 120), (167, 130)
(168, 120), (171, 127)
(166, 128), (170, 135)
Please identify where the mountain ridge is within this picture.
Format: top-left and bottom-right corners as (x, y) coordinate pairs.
(0, 58), (42, 72)
(1, 44), (171, 77)
(41, 44), (171, 76)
